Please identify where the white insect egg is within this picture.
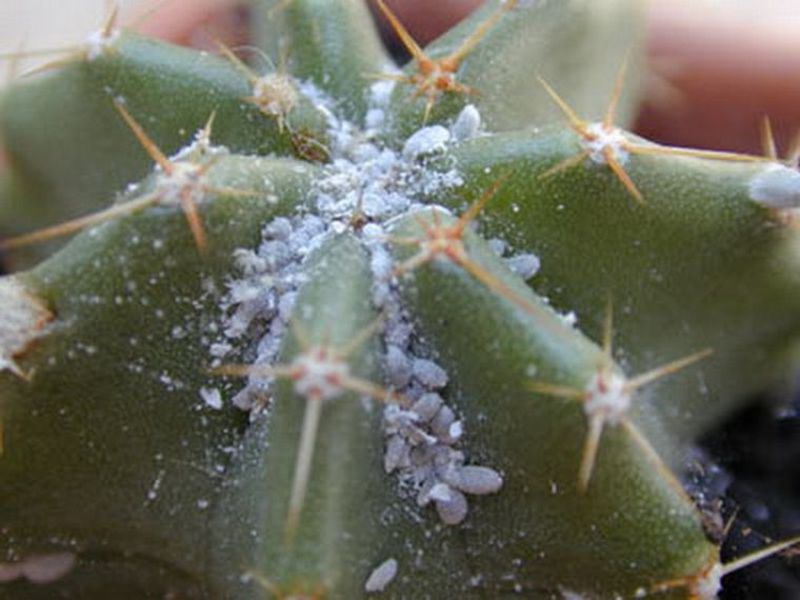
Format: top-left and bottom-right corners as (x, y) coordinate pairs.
(291, 346), (350, 401)
(411, 393), (444, 422)
(386, 345), (412, 388)
(582, 123), (630, 166)
(452, 465), (504, 495)
(583, 370), (631, 423)
(384, 435), (410, 473)
(412, 358), (449, 389)
(435, 487), (469, 525)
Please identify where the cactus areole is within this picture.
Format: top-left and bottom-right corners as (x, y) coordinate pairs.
(0, 1), (798, 598)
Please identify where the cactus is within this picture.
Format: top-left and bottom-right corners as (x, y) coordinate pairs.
(0, 0), (798, 597)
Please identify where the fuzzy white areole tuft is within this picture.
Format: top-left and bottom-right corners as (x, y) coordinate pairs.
(583, 369), (631, 423)
(155, 162), (206, 206)
(85, 27), (120, 62)
(291, 345), (351, 401)
(582, 123), (630, 166)
(252, 74), (298, 119)
(691, 562), (723, 600)
(0, 278), (53, 380)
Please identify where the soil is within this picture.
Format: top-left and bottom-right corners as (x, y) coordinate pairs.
(700, 385), (800, 599)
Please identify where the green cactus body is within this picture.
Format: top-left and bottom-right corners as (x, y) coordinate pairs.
(0, 1), (798, 598)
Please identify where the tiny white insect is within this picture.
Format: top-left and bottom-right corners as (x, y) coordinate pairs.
(364, 557), (398, 593)
(451, 104), (482, 141)
(402, 125), (451, 160)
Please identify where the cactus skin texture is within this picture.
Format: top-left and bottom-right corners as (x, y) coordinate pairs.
(0, 0), (799, 598)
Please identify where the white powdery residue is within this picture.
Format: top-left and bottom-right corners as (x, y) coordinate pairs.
(365, 108), (385, 132)
(402, 126), (451, 160)
(506, 253), (541, 280)
(169, 132), (230, 164)
(364, 557), (398, 593)
(369, 78), (397, 109)
(298, 80), (339, 125)
(200, 387), (223, 410)
(748, 163), (800, 209)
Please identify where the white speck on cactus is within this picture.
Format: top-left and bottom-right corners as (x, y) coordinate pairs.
(583, 123), (630, 166)
(560, 311), (578, 327)
(364, 557), (398, 593)
(748, 163), (800, 209)
(200, 387), (223, 410)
